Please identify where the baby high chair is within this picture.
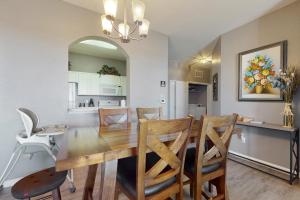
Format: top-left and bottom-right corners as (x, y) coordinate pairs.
(0, 108), (76, 192)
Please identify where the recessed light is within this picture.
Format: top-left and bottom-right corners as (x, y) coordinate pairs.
(80, 40), (117, 50)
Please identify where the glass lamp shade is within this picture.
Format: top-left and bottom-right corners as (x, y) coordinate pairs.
(132, 0), (145, 23)
(103, 0), (118, 20)
(101, 15), (113, 35)
(118, 23), (130, 43)
(139, 19), (150, 37)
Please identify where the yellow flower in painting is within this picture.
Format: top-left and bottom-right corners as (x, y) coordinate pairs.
(254, 74), (262, 80)
(248, 77), (254, 84)
(262, 70), (269, 76)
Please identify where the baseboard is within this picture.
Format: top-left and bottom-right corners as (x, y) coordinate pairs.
(2, 177), (23, 188)
(228, 151), (291, 181)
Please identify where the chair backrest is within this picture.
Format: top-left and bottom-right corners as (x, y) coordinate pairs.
(99, 108), (131, 127)
(16, 108), (40, 138)
(137, 117), (193, 199)
(136, 107), (163, 120)
(195, 114), (238, 171)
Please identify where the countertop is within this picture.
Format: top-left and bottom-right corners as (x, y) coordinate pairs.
(68, 106), (127, 114)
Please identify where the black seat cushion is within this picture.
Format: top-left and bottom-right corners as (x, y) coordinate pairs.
(117, 152), (176, 197)
(11, 167), (67, 199)
(184, 147), (221, 175)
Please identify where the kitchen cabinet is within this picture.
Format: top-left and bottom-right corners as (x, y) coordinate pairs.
(71, 71), (127, 96)
(120, 76), (127, 96)
(68, 71), (79, 83)
(78, 72), (100, 95)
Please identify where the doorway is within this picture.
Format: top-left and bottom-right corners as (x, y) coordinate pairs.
(188, 82), (208, 120)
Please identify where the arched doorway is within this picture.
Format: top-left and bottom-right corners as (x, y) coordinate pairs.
(67, 36), (129, 123)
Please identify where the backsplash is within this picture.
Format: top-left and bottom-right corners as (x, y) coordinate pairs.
(75, 95), (125, 107)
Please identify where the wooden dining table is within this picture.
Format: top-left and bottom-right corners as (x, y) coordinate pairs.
(55, 123), (199, 200)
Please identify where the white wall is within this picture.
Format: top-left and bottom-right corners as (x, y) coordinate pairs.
(69, 53), (127, 75)
(0, 0), (168, 179)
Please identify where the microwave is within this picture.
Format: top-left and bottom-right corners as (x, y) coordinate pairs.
(99, 84), (122, 96)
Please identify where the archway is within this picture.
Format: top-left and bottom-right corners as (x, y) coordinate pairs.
(67, 36), (130, 115)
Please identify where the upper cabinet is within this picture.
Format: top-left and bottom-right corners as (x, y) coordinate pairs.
(68, 71), (79, 83)
(69, 71), (127, 96)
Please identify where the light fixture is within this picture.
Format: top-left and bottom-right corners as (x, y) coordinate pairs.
(80, 40), (118, 50)
(101, 0), (150, 43)
(193, 56), (213, 64)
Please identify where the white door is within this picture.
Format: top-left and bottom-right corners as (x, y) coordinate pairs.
(169, 80), (188, 119)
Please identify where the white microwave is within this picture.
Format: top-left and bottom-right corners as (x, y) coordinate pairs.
(99, 84), (122, 96)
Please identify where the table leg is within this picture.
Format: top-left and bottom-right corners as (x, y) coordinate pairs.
(98, 160), (118, 200)
(290, 132), (293, 184)
(83, 164), (98, 200)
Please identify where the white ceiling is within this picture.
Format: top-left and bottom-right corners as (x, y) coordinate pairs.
(69, 40), (127, 61)
(63, 0), (297, 61)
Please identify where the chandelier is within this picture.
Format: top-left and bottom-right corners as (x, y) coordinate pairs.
(101, 0), (150, 43)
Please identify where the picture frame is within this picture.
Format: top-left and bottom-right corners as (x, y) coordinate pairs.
(213, 73), (218, 101)
(238, 41), (287, 101)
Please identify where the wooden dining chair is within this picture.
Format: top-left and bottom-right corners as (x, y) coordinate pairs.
(185, 114), (238, 200)
(136, 107), (163, 120)
(99, 108), (131, 127)
(115, 117), (193, 200)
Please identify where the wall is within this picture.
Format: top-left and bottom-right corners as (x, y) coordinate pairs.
(69, 53), (126, 75)
(168, 60), (211, 83)
(211, 38), (221, 115)
(220, 1), (300, 169)
(0, 0), (168, 179)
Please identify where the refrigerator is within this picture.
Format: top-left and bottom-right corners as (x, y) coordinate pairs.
(169, 80), (188, 119)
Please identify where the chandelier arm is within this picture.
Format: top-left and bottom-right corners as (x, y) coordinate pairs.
(128, 23), (139, 36)
(110, 20), (123, 37)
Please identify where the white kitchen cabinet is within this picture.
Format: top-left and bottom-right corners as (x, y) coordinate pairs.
(76, 72), (126, 96)
(78, 72), (100, 95)
(68, 71), (79, 83)
(120, 76), (127, 96)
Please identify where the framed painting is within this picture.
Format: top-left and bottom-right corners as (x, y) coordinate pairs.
(238, 41), (287, 101)
(213, 73), (218, 101)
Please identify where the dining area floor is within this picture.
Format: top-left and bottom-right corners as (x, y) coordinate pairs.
(1, 160), (300, 200)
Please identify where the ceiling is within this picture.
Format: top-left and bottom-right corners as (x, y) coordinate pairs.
(63, 0), (297, 61)
(69, 40), (127, 61)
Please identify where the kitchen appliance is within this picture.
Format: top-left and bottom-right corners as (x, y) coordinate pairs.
(169, 80), (188, 119)
(99, 84), (122, 96)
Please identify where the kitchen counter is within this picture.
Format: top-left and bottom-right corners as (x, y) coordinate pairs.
(68, 106), (127, 114)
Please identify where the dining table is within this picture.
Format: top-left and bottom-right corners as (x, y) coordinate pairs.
(55, 123), (199, 200)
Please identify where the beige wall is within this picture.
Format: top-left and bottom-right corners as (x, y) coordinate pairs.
(211, 38), (221, 115)
(169, 60), (211, 83)
(220, 1), (300, 169)
(69, 53), (127, 75)
(0, 0), (168, 179)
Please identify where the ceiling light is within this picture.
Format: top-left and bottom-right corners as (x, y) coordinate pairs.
(80, 40), (117, 50)
(193, 56), (213, 64)
(101, 0), (150, 43)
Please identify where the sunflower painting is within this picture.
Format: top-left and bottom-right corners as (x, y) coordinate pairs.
(238, 41), (287, 101)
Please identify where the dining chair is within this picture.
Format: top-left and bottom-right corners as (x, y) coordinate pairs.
(185, 114), (238, 200)
(136, 107), (163, 120)
(99, 108), (131, 127)
(115, 117), (193, 200)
